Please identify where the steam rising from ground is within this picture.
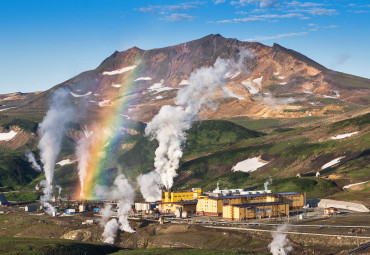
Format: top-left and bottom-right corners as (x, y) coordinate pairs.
(264, 177), (272, 191)
(55, 185), (62, 195)
(137, 171), (162, 202)
(25, 151), (42, 171)
(38, 88), (74, 215)
(76, 128), (96, 197)
(140, 50), (253, 196)
(268, 224), (293, 255)
(95, 174), (135, 244)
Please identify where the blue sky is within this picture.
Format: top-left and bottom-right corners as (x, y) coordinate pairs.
(1, 0), (369, 94)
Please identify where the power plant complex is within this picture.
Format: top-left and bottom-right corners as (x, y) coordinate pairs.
(157, 185), (304, 221)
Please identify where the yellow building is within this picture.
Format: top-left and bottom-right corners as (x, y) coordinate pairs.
(162, 188), (201, 203)
(278, 192), (304, 212)
(223, 202), (290, 221)
(159, 201), (197, 214)
(196, 194), (279, 216)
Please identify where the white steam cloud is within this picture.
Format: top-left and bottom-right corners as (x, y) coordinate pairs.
(95, 174), (135, 244)
(38, 88), (74, 215)
(268, 224), (293, 255)
(264, 177), (272, 191)
(137, 171), (162, 202)
(102, 218), (120, 244)
(55, 185), (62, 195)
(25, 151), (42, 171)
(142, 50), (253, 193)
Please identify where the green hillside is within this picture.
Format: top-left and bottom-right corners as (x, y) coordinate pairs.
(1, 112), (369, 206)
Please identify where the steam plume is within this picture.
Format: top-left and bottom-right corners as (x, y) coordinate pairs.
(268, 224), (293, 255)
(38, 88), (74, 214)
(137, 171), (162, 202)
(95, 174), (135, 243)
(264, 177), (272, 191)
(102, 218), (119, 244)
(143, 50), (253, 192)
(25, 151), (42, 171)
(55, 185), (62, 195)
(76, 129), (95, 197)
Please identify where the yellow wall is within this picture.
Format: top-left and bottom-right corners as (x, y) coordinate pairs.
(159, 203), (196, 213)
(280, 194), (304, 211)
(196, 197), (223, 216)
(197, 195), (281, 216)
(223, 203), (290, 220)
(162, 189), (202, 203)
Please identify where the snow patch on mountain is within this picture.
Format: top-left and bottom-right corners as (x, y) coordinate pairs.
(56, 159), (73, 166)
(232, 156), (269, 173)
(0, 130), (17, 141)
(321, 157), (345, 170)
(179, 79), (189, 86)
(102, 65), (137, 75)
(98, 100), (111, 107)
(242, 81), (259, 94)
(222, 87), (245, 100)
(323, 90), (340, 99)
(134, 77), (152, 81)
(330, 131), (359, 140)
(70, 91), (92, 97)
(0, 107), (16, 112)
(343, 181), (369, 189)
(225, 71), (241, 79)
(253, 76), (263, 88)
(148, 80), (175, 94)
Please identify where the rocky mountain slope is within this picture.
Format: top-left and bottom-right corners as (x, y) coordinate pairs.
(0, 34), (369, 203)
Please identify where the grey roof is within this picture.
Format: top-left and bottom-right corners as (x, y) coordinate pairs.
(233, 202), (289, 208)
(208, 194), (275, 200)
(278, 192), (300, 195)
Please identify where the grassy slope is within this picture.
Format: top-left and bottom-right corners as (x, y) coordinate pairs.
(112, 248), (263, 255)
(0, 237), (120, 255)
(1, 112), (369, 205)
(0, 153), (40, 188)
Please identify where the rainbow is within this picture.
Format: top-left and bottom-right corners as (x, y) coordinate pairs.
(76, 58), (142, 199)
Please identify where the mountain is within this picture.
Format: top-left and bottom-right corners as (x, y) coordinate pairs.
(0, 34), (369, 204)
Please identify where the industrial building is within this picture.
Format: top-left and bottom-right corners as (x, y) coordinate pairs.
(161, 188), (201, 203)
(159, 188), (201, 214)
(222, 202), (290, 220)
(196, 190), (280, 216)
(159, 200), (197, 214)
(158, 186), (304, 220)
(196, 187), (304, 219)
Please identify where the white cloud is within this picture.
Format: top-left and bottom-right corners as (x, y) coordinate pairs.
(163, 13), (194, 22)
(231, 0), (280, 8)
(211, 12), (304, 23)
(214, 0), (226, 4)
(245, 31), (307, 41)
(137, 2), (205, 14)
(285, 1), (325, 7)
(288, 7), (338, 16)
